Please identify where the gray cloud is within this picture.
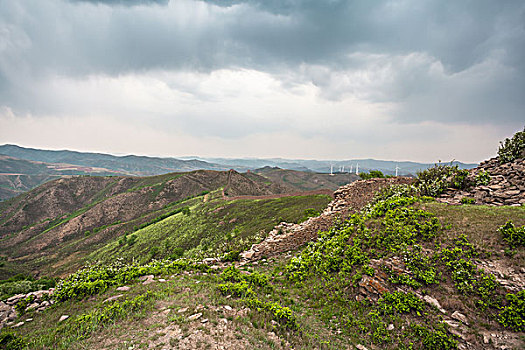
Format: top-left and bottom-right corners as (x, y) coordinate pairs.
(70, 0), (168, 5)
(0, 0), (523, 141)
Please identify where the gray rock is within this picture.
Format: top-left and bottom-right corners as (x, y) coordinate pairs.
(451, 311), (469, 325)
(103, 294), (124, 303)
(138, 275), (154, 281)
(116, 286), (131, 292)
(423, 295), (446, 314)
(188, 312), (202, 321)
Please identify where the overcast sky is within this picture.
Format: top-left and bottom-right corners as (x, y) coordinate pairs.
(0, 0), (523, 162)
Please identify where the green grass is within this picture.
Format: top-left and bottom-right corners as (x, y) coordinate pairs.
(87, 194), (331, 264)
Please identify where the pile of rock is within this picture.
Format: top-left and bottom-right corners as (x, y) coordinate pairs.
(437, 157), (525, 206)
(0, 288), (55, 329)
(240, 177), (415, 262)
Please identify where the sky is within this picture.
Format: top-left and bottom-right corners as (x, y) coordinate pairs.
(0, 0), (523, 163)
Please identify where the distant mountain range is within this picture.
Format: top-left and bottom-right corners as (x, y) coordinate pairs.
(0, 144), (478, 201)
(0, 144), (232, 176)
(182, 156), (478, 175)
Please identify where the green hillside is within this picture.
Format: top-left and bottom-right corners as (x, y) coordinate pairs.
(2, 193), (523, 349)
(87, 193), (332, 265)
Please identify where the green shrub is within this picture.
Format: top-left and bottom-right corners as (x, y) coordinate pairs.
(460, 197), (475, 205)
(359, 170), (385, 180)
(475, 170), (491, 186)
(377, 291), (425, 316)
(0, 276), (56, 300)
(498, 221), (525, 248)
(127, 235), (137, 246)
(0, 331), (26, 350)
(417, 163), (472, 197)
(222, 250), (241, 262)
(54, 259), (210, 302)
(75, 292), (153, 339)
(169, 247), (184, 260)
(498, 126), (525, 163)
(409, 323), (458, 350)
(498, 291), (525, 331)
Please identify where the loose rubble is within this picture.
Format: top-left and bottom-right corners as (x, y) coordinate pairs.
(0, 288), (55, 329)
(437, 157), (525, 206)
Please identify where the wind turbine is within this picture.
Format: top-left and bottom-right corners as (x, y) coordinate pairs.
(355, 163), (359, 175)
(330, 163), (334, 176)
(350, 164), (353, 173)
(395, 165), (400, 177)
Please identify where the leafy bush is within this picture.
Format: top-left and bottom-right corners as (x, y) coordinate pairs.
(377, 291), (425, 315)
(498, 126), (525, 163)
(359, 170), (385, 180)
(222, 250), (241, 262)
(75, 292), (153, 339)
(246, 298), (298, 329)
(0, 275), (57, 300)
(498, 221), (525, 248)
(54, 259), (210, 302)
(498, 290), (525, 331)
(440, 236), (499, 309)
(475, 170), (491, 186)
(0, 331), (26, 350)
(417, 163), (472, 197)
(14, 295), (35, 315)
(460, 197), (475, 205)
(409, 324), (458, 350)
(286, 195), (441, 283)
(169, 247), (184, 260)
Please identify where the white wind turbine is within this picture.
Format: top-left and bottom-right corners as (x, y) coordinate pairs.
(355, 163), (359, 175)
(395, 165), (400, 177)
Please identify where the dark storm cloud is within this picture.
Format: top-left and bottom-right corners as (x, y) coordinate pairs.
(70, 0), (168, 5)
(0, 0), (524, 124)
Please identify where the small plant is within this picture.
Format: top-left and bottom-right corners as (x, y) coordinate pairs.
(498, 221), (525, 248)
(475, 170), (491, 186)
(498, 290), (525, 331)
(222, 250), (241, 262)
(127, 235), (137, 246)
(377, 291), (425, 316)
(359, 170), (385, 180)
(0, 331), (26, 350)
(498, 126), (525, 163)
(460, 197), (475, 205)
(417, 163), (473, 197)
(14, 295), (36, 315)
(169, 247), (184, 260)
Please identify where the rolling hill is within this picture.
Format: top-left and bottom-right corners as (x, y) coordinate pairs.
(0, 144), (234, 177)
(0, 169), (332, 278)
(0, 155), (125, 201)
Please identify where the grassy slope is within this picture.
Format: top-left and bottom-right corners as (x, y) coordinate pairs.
(5, 201), (524, 349)
(87, 194), (332, 264)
